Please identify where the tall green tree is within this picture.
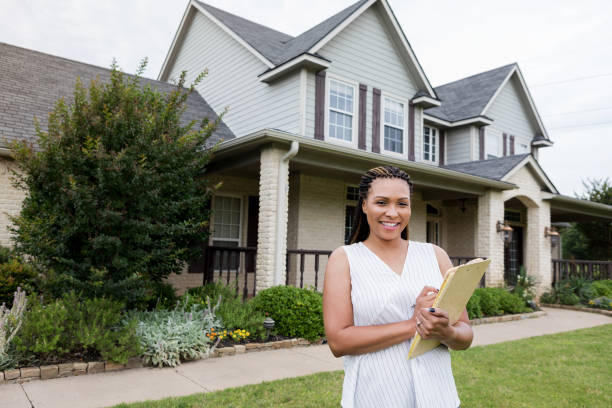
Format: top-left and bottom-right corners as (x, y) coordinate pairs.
(10, 60), (218, 303)
(562, 178), (612, 260)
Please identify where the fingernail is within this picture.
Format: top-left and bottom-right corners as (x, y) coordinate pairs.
(428, 307), (435, 312)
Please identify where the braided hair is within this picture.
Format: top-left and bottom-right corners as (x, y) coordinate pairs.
(348, 165), (414, 244)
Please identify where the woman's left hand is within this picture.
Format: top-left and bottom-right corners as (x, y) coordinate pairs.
(414, 307), (454, 342)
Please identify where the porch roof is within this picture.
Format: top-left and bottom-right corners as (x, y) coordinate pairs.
(545, 194), (612, 222)
(208, 129), (517, 199)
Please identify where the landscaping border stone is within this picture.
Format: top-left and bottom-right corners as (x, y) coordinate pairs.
(0, 311), (551, 385)
(469, 310), (547, 326)
(541, 303), (612, 317)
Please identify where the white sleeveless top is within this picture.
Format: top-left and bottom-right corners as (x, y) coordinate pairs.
(341, 241), (460, 408)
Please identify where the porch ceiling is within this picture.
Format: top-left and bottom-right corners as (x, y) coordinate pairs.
(208, 129), (517, 198)
(546, 195), (612, 222)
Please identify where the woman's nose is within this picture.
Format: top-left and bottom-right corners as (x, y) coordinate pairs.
(386, 205), (398, 216)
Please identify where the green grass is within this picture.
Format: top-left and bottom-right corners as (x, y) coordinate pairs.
(112, 324), (612, 408)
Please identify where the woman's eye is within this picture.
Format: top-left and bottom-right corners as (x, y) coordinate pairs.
(376, 201), (386, 205)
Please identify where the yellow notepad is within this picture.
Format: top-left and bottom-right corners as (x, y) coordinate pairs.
(407, 258), (491, 360)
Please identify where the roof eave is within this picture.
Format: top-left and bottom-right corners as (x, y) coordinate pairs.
(411, 95), (441, 109)
(532, 139), (553, 147)
(259, 54), (331, 83)
(213, 128), (517, 192)
(423, 114), (493, 128)
(545, 195), (612, 220)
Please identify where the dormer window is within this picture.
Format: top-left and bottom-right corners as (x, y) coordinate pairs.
(381, 95), (407, 157)
(423, 126), (438, 164)
(326, 77), (357, 146)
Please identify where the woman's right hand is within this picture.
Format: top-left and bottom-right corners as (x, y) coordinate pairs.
(413, 286), (439, 319)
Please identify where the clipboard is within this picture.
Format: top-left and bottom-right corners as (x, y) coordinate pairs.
(407, 258), (491, 360)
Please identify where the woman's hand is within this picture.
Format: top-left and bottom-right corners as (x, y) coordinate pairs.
(413, 286), (438, 316)
(414, 307), (453, 342)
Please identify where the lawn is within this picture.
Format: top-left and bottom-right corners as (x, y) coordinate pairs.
(112, 324), (612, 408)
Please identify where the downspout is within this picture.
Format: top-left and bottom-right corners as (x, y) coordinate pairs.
(274, 141), (299, 285)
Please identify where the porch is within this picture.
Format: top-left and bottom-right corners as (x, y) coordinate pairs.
(167, 130), (612, 297)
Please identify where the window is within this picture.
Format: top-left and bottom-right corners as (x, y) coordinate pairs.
(486, 131), (500, 159)
(212, 196), (241, 246)
(345, 186), (359, 244)
(212, 196), (242, 270)
(328, 79), (356, 143)
(382, 96), (406, 155)
(423, 126), (438, 164)
(426, 204), (440, 245)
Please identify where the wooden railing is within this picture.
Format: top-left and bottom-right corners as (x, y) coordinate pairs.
(201, 246), (257, 299)
(552, 259), (612, 287)
(286, 249), (333, 290)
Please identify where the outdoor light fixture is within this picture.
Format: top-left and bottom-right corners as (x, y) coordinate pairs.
(545, 226), (560, 247)
(263, 315), (275, 340)
(496, 221), (513, 245)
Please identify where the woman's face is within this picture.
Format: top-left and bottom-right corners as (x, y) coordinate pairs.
(362, 177), (411, 242)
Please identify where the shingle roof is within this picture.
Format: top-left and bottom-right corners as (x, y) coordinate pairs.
(443, 153), (530, 181)
(194, 1), (293, 66)
(195, 0), (369, 66)
(0, 42), (234, 151)
(425, 64), (516, 122)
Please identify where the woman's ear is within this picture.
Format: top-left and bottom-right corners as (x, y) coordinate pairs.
(361, 198), (367, 214)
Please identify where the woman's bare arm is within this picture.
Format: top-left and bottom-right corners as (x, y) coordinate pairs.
(323, 247), (437, 357)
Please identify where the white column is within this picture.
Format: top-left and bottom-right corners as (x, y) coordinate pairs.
(475, 190), (505, 287)
(527, 202), (552, 295)
(255, 143), (297, 292)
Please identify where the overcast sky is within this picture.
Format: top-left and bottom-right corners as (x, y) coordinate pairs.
(2, 0), (611, 196)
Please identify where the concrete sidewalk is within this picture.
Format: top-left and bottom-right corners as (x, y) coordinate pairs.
(2, 307), (610, 408)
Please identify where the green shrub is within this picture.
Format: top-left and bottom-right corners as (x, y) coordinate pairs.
(0, 257), (37, 308)
(141, 282), (178, 310)
(130, 298), (222, 367)
(14, 292), (140, 364)
(512, 267), (537, 302)
(498, 290), (529, 314)
(466, 291), (483, 319)
(559, 292), (580, 305)
(184, 283), (265, 339)
(539, 291), (556, 304)
(590, 280), (612, 298)
(252, 286), (324, 342)
(474, 288), (502, 317)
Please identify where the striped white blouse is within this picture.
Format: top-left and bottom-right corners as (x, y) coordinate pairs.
(341, 241), (460, 408)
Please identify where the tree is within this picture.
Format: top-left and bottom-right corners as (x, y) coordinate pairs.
(562, 178), (612, 261)
(10, 60), (218, 304)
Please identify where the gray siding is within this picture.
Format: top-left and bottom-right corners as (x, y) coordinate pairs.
(445, 126), (473, 164)
(304, 71), (316, 138)
(314, 5), (419, 157)
(167, 11), (301, 137)
(484, 75), (538, 156)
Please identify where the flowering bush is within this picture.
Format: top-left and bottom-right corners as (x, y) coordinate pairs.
(130, 296), (223, 367)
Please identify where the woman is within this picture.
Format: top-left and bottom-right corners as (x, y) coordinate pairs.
(323, 166), (473, 408)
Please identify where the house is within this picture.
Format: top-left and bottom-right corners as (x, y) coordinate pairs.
(156, 0), (612, 295)
(1, 0), (611, 297)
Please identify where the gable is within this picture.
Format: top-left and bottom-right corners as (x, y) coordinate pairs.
(484, 74), (540, 153)
(318, 5), (420, 96)
(502, 156), (558, 194)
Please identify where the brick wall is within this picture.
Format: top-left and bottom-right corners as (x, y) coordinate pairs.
(443, 203), (476, 257)
(0, 159), (25, 248)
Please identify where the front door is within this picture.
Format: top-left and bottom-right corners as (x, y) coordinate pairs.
(504, 226), (523, 286)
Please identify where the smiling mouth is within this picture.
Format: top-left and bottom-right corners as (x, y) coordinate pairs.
(380, 221), (400, 229)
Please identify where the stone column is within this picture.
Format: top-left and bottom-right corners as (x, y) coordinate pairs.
(255, 145), (291, 292)
(475, 190), (505, 287)
(0, 159), (25, 248)
(526, 202), (552, 295)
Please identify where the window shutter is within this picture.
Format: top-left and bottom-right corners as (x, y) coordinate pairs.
(408, 102), (415, 161)
(439, 129), (445, 166)
(358, 84), (367, 150)
(372, 88), (381, 153)
(314, 70), (326, 140)
(503, 133), (507, 156)
(510, 135), (515, 155)
(479, 127), (485, 160)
